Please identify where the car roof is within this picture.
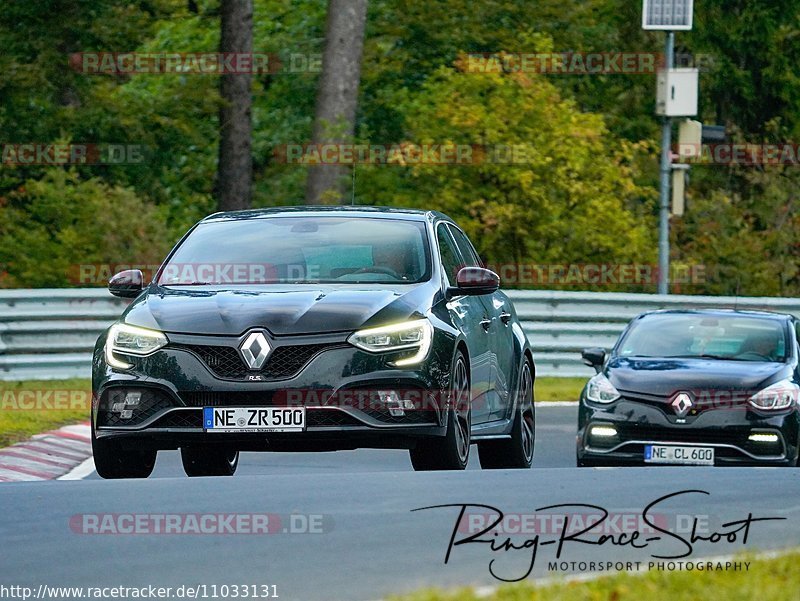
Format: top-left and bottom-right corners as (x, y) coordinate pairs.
(200, 205), (456, 224)
(637, 308), (793, 321)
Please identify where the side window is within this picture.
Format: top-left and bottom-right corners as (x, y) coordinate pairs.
(436, 224), (462, 286)
(448, 225), (482, 268)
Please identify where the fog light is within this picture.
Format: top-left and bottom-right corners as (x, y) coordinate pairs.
(382, 391), (415, 416)
(120, 410), (133, 419)
(590, 425), (618, 438)
(111, 402), (126, 413)
(125, 392), (142, 405)
(748, 433), (779, 443)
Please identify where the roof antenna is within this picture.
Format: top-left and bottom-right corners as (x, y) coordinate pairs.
(733, 278), (740, 311)
(351, 163), (356, 205)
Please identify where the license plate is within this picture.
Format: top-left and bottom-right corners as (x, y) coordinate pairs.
(644, 444), (714, 465)
(203, 407), (305, 433)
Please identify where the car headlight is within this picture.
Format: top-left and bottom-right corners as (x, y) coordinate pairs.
(748, 379), (799, 411)
(585, 373), (621, 404)
(348, 319), (433, 366)
(105, 323), (168, 369)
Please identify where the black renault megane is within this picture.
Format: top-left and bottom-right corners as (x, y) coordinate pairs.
(577, 309), (800, 467)
(92, 207), (535, 478)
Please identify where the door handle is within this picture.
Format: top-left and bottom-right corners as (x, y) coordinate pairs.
(480, 317), (492, 331)
(500, 312), (512, 324)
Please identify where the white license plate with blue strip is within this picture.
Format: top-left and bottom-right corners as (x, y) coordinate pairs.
(645, 444), (714, 465)
(204, 407), (305, 433)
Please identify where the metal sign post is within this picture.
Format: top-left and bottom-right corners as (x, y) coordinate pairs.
(643, 0), (695, 294)
(657, 32), (674, 294)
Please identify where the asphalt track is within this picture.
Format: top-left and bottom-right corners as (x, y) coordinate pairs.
(1, 405), (799, 601)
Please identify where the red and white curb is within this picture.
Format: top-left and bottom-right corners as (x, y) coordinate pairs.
(0, 422), (94, 482)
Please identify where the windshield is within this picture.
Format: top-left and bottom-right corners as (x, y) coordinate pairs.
(616, 314), (789, 362)
(158, 216), (431, 285)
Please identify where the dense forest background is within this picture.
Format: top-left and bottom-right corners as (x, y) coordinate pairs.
(1, 0), (799, 295)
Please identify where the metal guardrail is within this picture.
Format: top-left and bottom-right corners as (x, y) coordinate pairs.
(510, 290), (800, 377)
(2, 288), (800, 381)
(0, 289), (128, 381)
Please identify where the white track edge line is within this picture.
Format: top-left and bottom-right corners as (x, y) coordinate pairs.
(57, 456), (96, 480)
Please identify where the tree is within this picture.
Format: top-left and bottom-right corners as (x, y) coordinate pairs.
(305, 0), (369, 204)
(356, 57), (656, 289)
(217, 0), (254, 211)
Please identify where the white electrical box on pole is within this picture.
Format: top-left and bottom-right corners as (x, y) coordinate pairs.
(656, 68), (699, 116)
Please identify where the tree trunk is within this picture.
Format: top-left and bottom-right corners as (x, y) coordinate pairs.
(217, 0), (253, 211)
(305, 0), (369, 204)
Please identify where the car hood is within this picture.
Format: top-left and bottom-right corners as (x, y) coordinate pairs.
(121, 283), (435, 336)
(606, 356), (790, 397)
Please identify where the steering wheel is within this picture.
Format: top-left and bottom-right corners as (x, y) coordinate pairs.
(351, 266), (403, 279)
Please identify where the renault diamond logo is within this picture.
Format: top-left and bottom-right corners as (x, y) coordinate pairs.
(240, 332), (271, 370)
(671, 392), (693, 417)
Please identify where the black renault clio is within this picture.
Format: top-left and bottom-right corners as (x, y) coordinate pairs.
(577, 309), (800, 467)
(92, 207), (535, 478)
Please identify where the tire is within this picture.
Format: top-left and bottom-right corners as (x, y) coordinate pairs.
(410, 351), (471, 471)
(478, 359), (535, 469)
(181, 446), (239, 477)
(92, 429), (156, 479)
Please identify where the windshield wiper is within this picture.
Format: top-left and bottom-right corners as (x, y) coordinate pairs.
(665, 354), (748, 361)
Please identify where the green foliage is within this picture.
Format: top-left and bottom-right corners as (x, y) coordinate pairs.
(0, 0), (799, 295)
(0, 170), (170, 287)
(356, 60), (656, 285)
(687, 0), (800, 139)
(675, 164), (800, 296)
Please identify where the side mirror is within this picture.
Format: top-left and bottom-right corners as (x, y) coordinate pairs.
(109, 270), (144, 298)
(581, 347), (606, 373)
(447, 267), (500, 298)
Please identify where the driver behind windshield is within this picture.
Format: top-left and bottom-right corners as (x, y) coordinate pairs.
(738, 329), (781, 361)
(371, 242), (415, 281)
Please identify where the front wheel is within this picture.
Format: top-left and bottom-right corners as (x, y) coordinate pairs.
(478, 359), (535, 469)
(181, 446), (239, 477)
(92, 430), (157, 479)
(410, 351), (471, 471)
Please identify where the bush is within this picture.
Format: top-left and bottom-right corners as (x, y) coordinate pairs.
(0, 169), (171, 288)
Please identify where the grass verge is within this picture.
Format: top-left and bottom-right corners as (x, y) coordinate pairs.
(0, 379), (91, 448)
(388, 550), (799, 601)
(534, 377), (586, 402)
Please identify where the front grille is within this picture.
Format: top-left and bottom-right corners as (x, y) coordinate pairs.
(615, 425), (785, 457)
(174, 342), (342, 380)
(621, 425), (744, 445)
(619, 392), (755, 417)
(151, 410), (203, 429)
(307, 409), (363, 427)
(97, 388), (175, 427)
(180, 391), (277, 407)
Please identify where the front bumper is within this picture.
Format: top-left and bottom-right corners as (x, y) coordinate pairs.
(577, 397), (800, 467)
(92, 329), (454, 451)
